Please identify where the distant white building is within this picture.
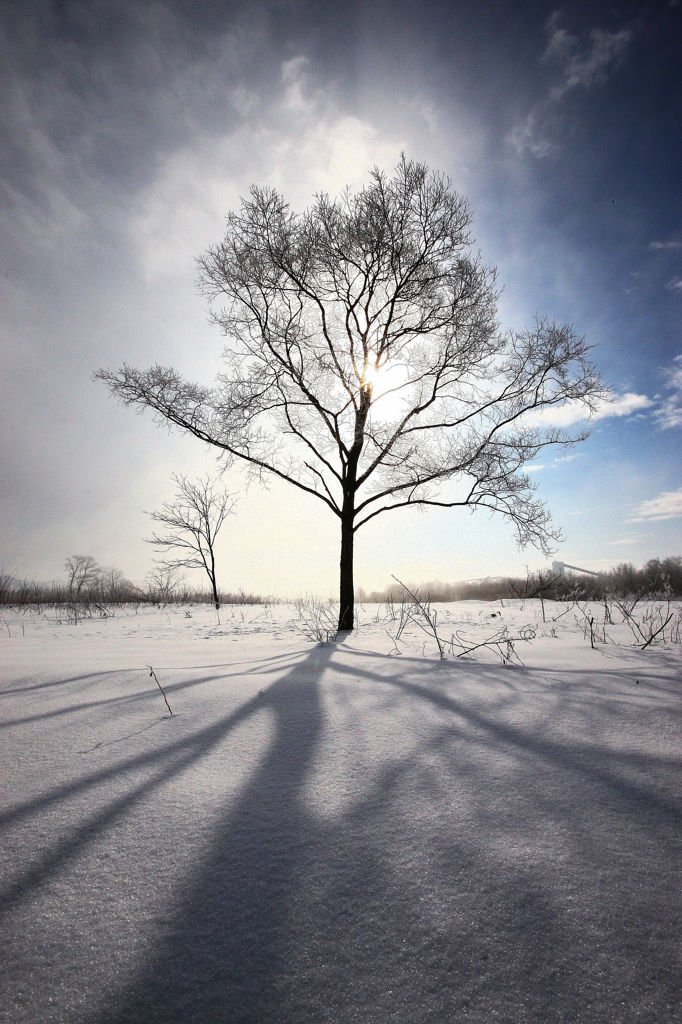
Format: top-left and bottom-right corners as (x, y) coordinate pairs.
(552, 561), (599, 578)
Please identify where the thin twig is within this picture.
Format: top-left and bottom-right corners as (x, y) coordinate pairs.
(148, 665), (174, 716)
(640, 613), (672, 649)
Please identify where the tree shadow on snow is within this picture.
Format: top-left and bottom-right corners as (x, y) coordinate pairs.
(97, 649), (680, 1022)
(2, 642), (681, 1023)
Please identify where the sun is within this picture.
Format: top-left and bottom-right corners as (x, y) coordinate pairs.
(364, 359), (411, 422)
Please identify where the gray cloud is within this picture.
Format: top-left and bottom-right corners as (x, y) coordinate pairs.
(548, 24), (632, 96)
(509, 10), (634, 157)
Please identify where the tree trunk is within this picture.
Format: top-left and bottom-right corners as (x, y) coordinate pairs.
(338, 386), (369, 632)
(338, 510), (354, 631)
(209, 551), (220, 610)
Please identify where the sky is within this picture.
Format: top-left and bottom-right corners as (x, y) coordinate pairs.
(1, 0), (680, 598)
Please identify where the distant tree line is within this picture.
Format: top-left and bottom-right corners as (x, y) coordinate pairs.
(1, 555), (680, 609)
(0, 556), (273, 609)
(359, 556), (682, 603)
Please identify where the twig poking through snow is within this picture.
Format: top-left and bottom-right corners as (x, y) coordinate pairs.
(391, 576), (447, 659)
(391, 576), (536, 663)
(148, 665), (174, 716)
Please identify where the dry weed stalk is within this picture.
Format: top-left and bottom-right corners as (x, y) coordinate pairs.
(148, 665), (174, 716)
(391, 577), (536, 663)
(292, 597), (340, 643)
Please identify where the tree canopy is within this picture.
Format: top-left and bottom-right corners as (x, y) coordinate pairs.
(98, 156), (603, 629)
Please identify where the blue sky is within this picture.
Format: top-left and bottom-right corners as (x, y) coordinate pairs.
(1, 0), (680, 596)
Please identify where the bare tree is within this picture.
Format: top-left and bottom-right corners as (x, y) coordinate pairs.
(97, 156), (603, 631)
(98, 566), (134, 602)
(65, 555), (100, 597)
(146, 474), (233, 610)
(144, 564), (185, 605)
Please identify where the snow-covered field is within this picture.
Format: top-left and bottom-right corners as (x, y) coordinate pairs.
(1, 600), (680, 1023)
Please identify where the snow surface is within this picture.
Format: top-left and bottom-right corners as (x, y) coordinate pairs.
(1, 600), (680, 1024)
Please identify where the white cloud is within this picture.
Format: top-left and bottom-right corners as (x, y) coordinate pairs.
(231, 85), (258, 118)
(666, 277), (682, 291)
(530, 390), (653, 428)
(668, 355), (682, 389)
(628, 487), (682, 522)
(527, 451), (584, 473)
(409, 97), (440, 135)
(654, 353), (682, 429)
(592, 392), (653, 419)
(272, 115), (403, 205)
(650, 240), (682, 251)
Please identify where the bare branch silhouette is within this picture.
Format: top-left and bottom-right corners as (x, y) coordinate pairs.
(146, 474), (234, 611)
(98, 156), (603, 630)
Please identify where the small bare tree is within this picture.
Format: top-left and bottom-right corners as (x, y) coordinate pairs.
(146, 474), (234, 610)
(144, 564), (184, 605)
(65, 555), (100, 597)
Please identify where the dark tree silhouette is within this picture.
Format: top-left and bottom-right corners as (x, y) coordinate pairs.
(146, 474), (233, 610)
(97, 157), (603, 630)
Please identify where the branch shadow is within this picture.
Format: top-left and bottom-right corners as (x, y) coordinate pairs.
(98, 650), (682, 1021)
(3, 641), (681, 1023)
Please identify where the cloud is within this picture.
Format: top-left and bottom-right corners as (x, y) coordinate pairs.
(567, 502), (632, 517)
(542, 11), (576, 63)
(628, 487), (682, 522)
(509, 12), (633, 157)
(556, 27), (632, 94)
(644, 241), (682, 293)
(281, 55), (313, 114)
(526, 452), (584, 473)
(541, 12), (632, 96)
(666, 354), (682, 389)
(507, 110), (556, 159)
(129, 58), (404, 281)
(592, 392), (653, 419)
(530, 390), (653, 428)
(654, 353), (682, 429)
